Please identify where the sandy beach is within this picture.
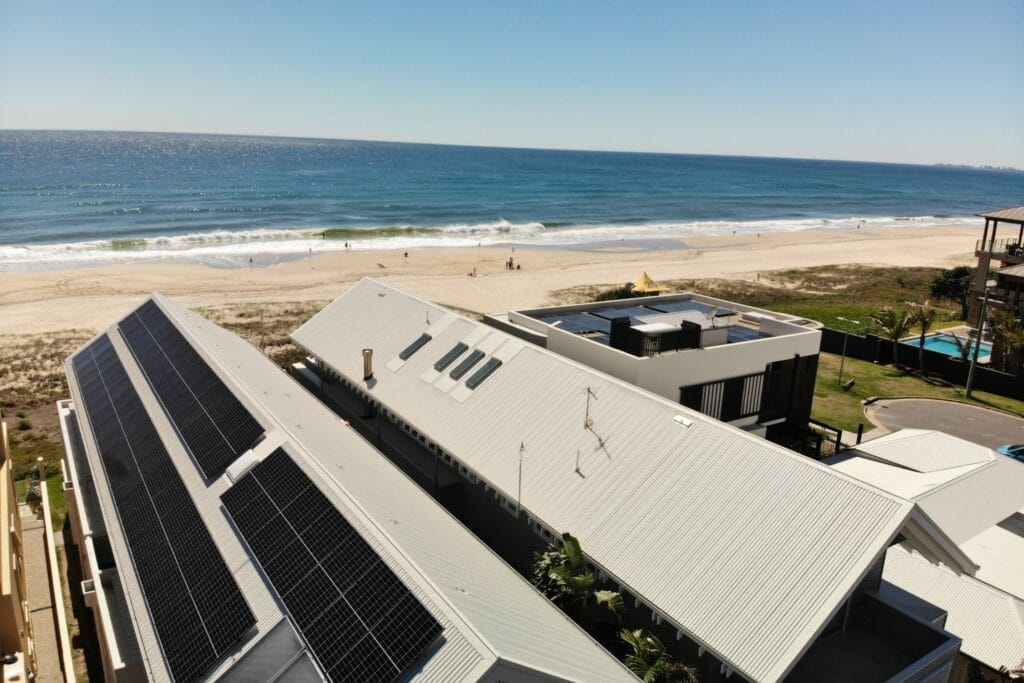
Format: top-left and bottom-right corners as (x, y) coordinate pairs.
(0, 224), (978, 336)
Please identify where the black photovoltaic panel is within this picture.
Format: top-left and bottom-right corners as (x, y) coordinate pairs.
(433, 342), (468, 372)
(449, 349), (484, 380)
(465, 358), (502, 390)
(118, 299), (263, 479)
(398, 333), (432, 361)
(727, 326), (764, 343)
(71, 335), (255, 683)
(534, 312), (612, 334)
(647, 300), (737, 317)
(222, 449), (442, 683)
(591, 306), (656, 321)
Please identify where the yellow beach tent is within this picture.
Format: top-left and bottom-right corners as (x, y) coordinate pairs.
(632, 272), (668, 294)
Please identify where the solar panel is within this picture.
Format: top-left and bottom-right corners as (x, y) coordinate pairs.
(72, 335), (255, 683)
(648, 300), (737, 317)
(118, 299), (263, 479)
(222, 449), (442, 682)
(591, 306), (656, 321)
(398, 333), (432, 361)
(449, 349), (484, 380)
(465, 358), (502, 389)
(433, 342), (468, 372)
(727, 326), (763, 343)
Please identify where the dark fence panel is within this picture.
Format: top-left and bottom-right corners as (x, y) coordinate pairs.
(820, 327), (1024, 400)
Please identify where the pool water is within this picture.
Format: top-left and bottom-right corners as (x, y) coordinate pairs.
(902, 333), (992, 358)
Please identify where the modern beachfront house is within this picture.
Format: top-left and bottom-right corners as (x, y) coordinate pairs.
(827, 429), (1024, 678)
(57, 294), (634, 682)
(291, 278), (977, 683)
(969, 204), (1024, 326)
(483, 292), (821, 444)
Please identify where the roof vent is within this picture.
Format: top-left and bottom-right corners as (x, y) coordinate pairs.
(673, 414), (692, 427)
(362, 348), (374, 380)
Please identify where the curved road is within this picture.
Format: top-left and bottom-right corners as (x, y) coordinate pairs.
(865, 398), (1024, 449)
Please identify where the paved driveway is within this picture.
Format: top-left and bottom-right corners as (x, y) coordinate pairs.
(865, 398), (1024, 449)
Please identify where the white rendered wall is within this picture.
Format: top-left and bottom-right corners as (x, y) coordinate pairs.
(548, 325), (821, 403)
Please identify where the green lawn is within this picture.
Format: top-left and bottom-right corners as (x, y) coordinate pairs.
(811, 352), (1024, 432)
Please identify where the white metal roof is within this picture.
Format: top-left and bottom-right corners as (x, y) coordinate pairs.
(960, 512), (1024, 600)
(290, 278), (954, 683)
(853, 429), (994, 472)
(159, 294), (634, 682)
(882, 546), (1024, 672)
(832, 430), (1024, 544)
(64, 293), (634, 683)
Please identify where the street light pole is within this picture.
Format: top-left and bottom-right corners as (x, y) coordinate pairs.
(966, 288), (990, 398)
(837, 316), (861, 386)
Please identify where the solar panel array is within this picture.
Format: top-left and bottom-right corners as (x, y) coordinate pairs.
(222, 449), (442, 682)
(727, 326), (764, 343)
(648, 300), (737, 317)
(119, 299), (263, 479)
(72, 335), (255, 683)
(534, 313), (611, 334)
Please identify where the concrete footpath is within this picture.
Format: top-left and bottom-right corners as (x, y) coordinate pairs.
(20, 504), (62, 682)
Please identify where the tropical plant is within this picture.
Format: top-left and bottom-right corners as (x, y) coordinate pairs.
(908, 300), (938, 375)
(532, 533), (624, 621)
(929, 266), (975, 319)
(991, 309), (1024, 375)
(866, 306), (912, 369)
(620, 629), (700, 683)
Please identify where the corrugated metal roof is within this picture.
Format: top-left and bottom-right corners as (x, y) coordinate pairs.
(979, 205), (1024, 223)
(882, 546), (1024, 672)
(960, 512), (1024, 599)
(162, 295), (634, 682)
(826, 453), (981, 500)
(853, 429), (993, 472)
(835, 430), (1024, 545)
(997, 262), (1024, 278)
(291, 278), (929, 683)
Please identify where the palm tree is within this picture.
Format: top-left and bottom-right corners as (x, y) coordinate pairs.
(866, 306), (912, 369)
(532, 533), (624, 620)
(908, 300), (938, 375)
(991, 309), (1024, 375)
(620, 629), (699, 683)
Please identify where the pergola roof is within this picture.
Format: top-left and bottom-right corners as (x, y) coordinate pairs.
(977, 205), (1024, 224)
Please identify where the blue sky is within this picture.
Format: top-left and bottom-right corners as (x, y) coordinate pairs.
(2, 0), (1022, 166)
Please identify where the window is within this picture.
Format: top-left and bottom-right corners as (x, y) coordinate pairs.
(449, 349), (485, 380)
(399, 333), (432, 360)
(465, 358), (502, 389)
(434, 342), (469, 371)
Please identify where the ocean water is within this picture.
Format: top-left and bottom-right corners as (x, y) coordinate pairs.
(1, 130), (1021, 269)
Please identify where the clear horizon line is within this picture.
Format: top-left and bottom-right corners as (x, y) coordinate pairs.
(3, 126), (1021, 172)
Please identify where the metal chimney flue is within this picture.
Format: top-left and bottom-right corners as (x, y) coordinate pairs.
(362, 348), (374, 380)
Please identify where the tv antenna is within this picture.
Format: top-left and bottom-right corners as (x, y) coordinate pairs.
(583, 386), (598, 429)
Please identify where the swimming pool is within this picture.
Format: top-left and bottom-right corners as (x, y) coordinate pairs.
(901, 333), (992, 358)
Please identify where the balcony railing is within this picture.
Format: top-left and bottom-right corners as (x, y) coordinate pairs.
(976, 237), (1024, 259)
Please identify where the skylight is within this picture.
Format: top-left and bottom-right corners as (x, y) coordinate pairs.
(449, 349), (484, 380)
(465, 358), (502, 389)
(399, 333), (432, 360)
(434, 342), (469, 371)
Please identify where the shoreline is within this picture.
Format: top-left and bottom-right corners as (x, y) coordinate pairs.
(0, 223), (979, 336)
(0, 215), (976, 272)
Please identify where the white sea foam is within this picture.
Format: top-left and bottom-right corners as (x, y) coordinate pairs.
(0, 215), (975, 270)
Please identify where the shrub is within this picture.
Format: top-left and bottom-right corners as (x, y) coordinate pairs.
(16, 419), (31, 431)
